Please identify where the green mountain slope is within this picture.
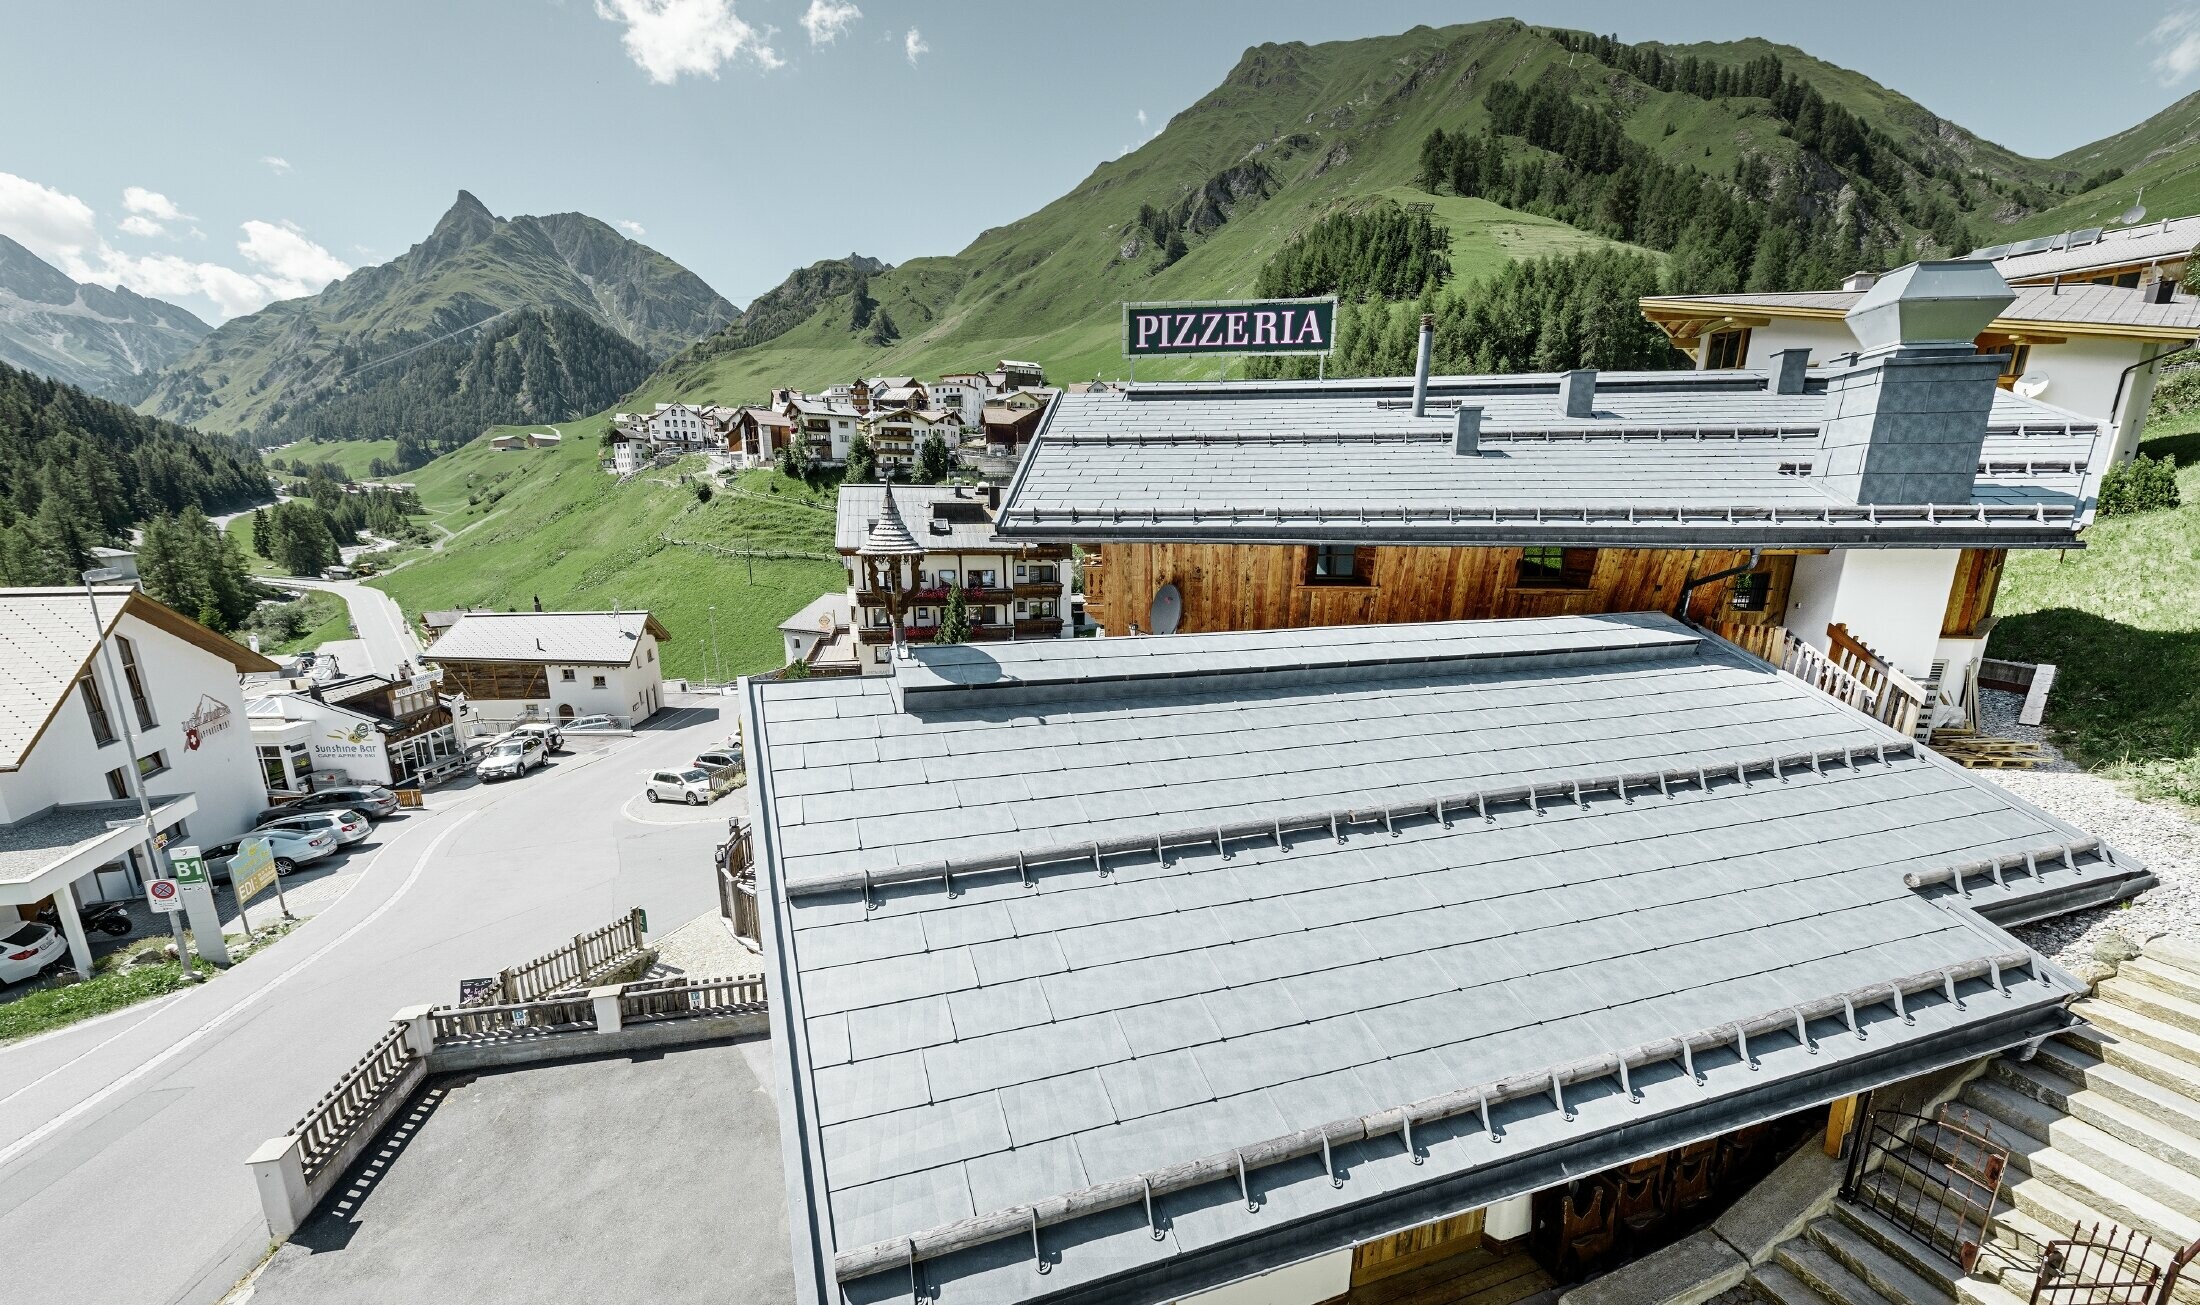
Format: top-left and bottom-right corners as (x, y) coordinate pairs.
(366, 421), (841, 680)
(0, 235), (209, 402)
(139, 191), (736, 437)
(640, 19), (2076, 402)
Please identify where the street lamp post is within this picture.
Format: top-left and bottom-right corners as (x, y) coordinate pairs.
(81, 568), (195, 976)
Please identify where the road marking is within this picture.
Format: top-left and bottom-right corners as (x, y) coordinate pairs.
(0, 810), (480, 1171)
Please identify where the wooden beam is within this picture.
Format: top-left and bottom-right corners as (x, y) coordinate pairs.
(1824, 1094), (1860, 1158)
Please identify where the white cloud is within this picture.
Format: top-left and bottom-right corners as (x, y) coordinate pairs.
(801, 0), (859, 45)
(595, 0), (781, 82)
(903, 26), (927, 64)
(0, 171), (347, 321)
(237, 220), (349, 299)
(260, 155), (292, 175)
(616, 218), (647, 236)
(122, 186), (186, 221)
(2153, 9), (2200, 84)
(1136, 108), (1148, 129)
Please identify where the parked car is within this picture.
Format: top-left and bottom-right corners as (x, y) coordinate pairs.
(645, 768), (713, 805)
(694, 748), (742, 772)
(253, 808), (372, 845)
(507, 721), (564, 752)
(477, 736), (546, 781)
(0, 920), (67, 985)
(564, 714), (620, 732)
(203, 827), (340, 880)
(257, 784), (399, 824)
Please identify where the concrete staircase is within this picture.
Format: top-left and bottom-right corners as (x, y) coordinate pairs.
(1741, 938), (2200, 1305)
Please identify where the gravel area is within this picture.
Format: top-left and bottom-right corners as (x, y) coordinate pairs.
(1969, 689), (2200, 969)
(648, 908), (762, 979)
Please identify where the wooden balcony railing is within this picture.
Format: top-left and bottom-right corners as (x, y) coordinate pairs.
(1712, 621), (1928, 739)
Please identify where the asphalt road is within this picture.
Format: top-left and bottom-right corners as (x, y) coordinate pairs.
(267, 578), (424, 678)
(0, 696), (745, 1305)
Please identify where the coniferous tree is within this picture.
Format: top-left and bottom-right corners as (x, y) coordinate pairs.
(844, 430), (878, 483)
(916, 433), (952, 484)
(937, 585), (971, 645)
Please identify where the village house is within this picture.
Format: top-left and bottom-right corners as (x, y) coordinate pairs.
(1640, 263), (2200, 464)
(245, 672), (462, 793)
(862, 405), (962, 476)
(852, 377), (928, 416)
(982, 386), (1056, 455)
(730, 405), (796, 467)
(835, 484), (1072, 672)
(0, 586), (275, 971)
(926, 375), (985, 427)
(420, 609), (670, 728)
(777, 592), (860, 676)
(615, 402), (734, 451)
(785, 397), (863, 466)
(993, 357), (1046, 390)
(999, 262), (2096, 733)
(741, 612), (2148, 1305)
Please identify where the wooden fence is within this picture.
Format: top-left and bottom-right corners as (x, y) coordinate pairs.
(619, 974), (767, 1024)
(468, 908), (647, 1006)
(716, 818), (758, 943)
(293, 1023), (420, 1183)
(1712, 621), (1929, 739)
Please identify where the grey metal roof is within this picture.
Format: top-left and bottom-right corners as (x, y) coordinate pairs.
(744, 614), (2105, 1305)
(0, 586), (129, 770)
(1979, 215), (2200, 282)
(838, 485), (1017, 554)
(420, 611), (663, 666)
(1650, 282), (2200, 333)
(0, 796), (192, 885)
(995, 374), (2099, 549)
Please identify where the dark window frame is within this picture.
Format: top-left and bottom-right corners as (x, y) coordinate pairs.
(1305, 544), (1371, 586)
(1516, 547), (1598, 590)
(1703, 328), (1752, 370)
(117, 635), (156, 729)
(80, 675), (118, 747)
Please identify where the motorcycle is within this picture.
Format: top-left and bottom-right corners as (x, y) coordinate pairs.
(37, 900), (134, 938)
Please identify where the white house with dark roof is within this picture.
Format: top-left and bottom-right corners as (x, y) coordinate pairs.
(421, 610), (670, 726)
(786, 398), (864, 466)
(1001, 262), (2103, 730)
(0, 586), (275, 970)
(834, 484), (1072, 671)
(1641, 274), (2200, 463)
(742, 613), (2138, 1305)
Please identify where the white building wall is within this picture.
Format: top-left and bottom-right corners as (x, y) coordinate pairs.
(470, 633), (667, 724)
(1781, 548), (1958, 681)
(1172, 1247), (1352, 1305)
(0, 612), (264, 895)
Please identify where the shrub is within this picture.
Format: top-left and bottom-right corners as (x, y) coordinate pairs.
(2098, 452), (2181, 516)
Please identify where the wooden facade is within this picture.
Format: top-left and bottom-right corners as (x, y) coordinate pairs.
(435, 661), (551, 702)
(1941, 547), (2006, 638)
(1086, 543), (1802, 636)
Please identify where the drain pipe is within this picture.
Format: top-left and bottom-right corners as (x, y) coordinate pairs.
(1411, 314), (1435, 417)
(1673, 549), (1762, 622)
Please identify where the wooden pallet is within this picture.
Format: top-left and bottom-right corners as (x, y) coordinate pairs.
(1928, 726), (2049, 769)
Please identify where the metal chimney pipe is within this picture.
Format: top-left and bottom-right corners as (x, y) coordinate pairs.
(1411, 314), (1435, 417)
(1454, 404), (1482, 456)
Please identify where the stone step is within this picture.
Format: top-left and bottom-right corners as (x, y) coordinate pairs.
(2000, 1145), (2200, 1258)
(2042, 1027), (2200, 1117)
(1777, 1241), (1898, 1305)
(2099, 977), (2200, 1041)
(2067, 1001), (2200, 1075)
(1965, 1077), (2200, 1211)
(1862, 1153), (2062, 1278)
(1828, 1200), (1965, 1298)
(2147, 936), (2200, 979)
(1992, 1051), (2200, 1157)
(1749, 1262), (1835, 1305)
(2122, 956), (2200, 1006)
(1809, 1211), (1956, 1304)
(1954, 1273), (2031, 1305)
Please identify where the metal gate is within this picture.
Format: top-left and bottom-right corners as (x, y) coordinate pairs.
(1841, 1100), (2011, 1273)
(2030, 1223), (2160, 1305)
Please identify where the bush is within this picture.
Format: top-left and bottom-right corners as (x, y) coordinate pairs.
(695, 482), (714, 504)
(2150, 366), (2200, 421)
(2097, 453), (2181, 516)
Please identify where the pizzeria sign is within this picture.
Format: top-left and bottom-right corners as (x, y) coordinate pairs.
(1123, 297), (1335, 358)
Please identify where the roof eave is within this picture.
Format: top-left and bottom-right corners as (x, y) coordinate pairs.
(990, 520), (2088, 550)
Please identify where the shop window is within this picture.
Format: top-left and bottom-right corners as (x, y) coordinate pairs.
(1703, 328), (1751, 370)
(117, 635), (156, 729)
(80, 675), (117, 747)
(1517, 547), (1597, 590)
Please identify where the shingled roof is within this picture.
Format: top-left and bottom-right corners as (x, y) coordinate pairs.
(994, 371), (2102, 549)
(420, 610), (669, 666)
(745, 614), (2129, 1305)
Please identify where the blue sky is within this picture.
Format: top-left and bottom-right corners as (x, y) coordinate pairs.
(4, 0), (2198, 324)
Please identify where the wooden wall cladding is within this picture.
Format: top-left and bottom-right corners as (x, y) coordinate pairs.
(437, 662), (551, 702)
(1092, 543), (1774, 635)
(1941, 548), (2006, 638)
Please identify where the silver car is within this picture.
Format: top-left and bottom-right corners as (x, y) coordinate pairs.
(253, 808), (372, 845)
(477, 736), (545, 781)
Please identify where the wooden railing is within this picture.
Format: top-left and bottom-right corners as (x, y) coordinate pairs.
(619, 974), (767, 1024)
(717, 819), (758, 942)
(1712, 621), (1928, 739)
(431, 994), (600, 1044)
(293, 1023), (418, 1182)
(470, 908), (647, 1006)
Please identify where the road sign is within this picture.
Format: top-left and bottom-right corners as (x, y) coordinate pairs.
(147, 878), (182, 914)
(170, 846), (208, 887)
(230, 836), (278, 905)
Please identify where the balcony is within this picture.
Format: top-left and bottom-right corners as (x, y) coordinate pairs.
(1014, 618), (1064, 638)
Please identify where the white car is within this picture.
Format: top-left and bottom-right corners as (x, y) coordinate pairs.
(478, 736), (546, 781)
(253, 808), (371, 845)
(565, 714), (620, 732)
(206, 827), (340, 880)
(506, 721), (564, 752)
(0, 920), (65, 985)
(645, 768), (713, 805)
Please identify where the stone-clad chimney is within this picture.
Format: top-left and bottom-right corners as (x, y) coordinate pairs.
(1812, 260), (2014, 506)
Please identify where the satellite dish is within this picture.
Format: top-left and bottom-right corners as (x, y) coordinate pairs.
(1148, 583), (1183, 636)
(2014, 372), (2051, 399)
(2121, 188), (2147, 227)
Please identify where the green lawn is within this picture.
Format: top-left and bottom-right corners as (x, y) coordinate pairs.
(368, 422), (845, 681)
(268, 437), (406, 482)
(0, 949), (212, 1043)
(1992, 420), (2200, 808)
(257, 590), (351, 655)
